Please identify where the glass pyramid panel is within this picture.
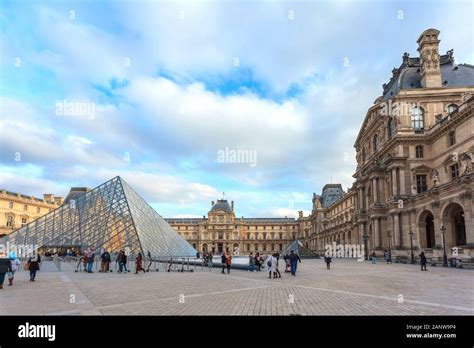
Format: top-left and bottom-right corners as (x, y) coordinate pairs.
(0, 176), (196, 258)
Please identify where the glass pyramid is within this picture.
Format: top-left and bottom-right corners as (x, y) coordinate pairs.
(0, 176), (197, 258)
(281, 240), (318, 258)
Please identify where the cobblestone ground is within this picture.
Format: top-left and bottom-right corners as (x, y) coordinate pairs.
(0, 259), (472, 315)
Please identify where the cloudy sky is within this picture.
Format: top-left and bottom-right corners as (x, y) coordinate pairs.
(0, 0), (473, 218)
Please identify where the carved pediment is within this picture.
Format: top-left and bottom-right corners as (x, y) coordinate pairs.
(411, 164), (432, 173)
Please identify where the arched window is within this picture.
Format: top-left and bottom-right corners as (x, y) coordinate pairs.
(447, 104), (458, 114)
(411, 107), (424, 131)
(373, 134), (379, 152)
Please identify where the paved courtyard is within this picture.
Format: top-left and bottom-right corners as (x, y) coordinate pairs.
(1, 259), (473, 315)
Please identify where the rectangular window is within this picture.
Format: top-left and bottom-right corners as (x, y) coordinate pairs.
(23, 204), (28, 211)
(246, 244), (250, 251)
(36, 207), (41, 214)
(451, 163), (459, 180)
(415, 145), (424, 158)
(8, 201), (13, 209)
(449, 131), (456, 146)
(416, 175), (427, 193)
(21, 217), (27, 226)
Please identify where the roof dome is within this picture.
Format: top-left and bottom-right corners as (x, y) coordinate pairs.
(210, 199), (232, 213)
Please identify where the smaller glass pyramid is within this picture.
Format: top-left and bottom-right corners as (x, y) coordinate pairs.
(0, 176), (196, 258)
(280, 240), (318, 258)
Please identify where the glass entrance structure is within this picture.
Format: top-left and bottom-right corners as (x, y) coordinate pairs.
(0, 176), (196, 258)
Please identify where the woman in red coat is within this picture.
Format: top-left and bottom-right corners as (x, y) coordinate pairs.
(135, 253), (146, 274)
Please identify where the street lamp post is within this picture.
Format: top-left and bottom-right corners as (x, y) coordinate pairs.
(440, 224), (448, 267)
(362, 234), (369, 260)
(409, 229), (415, 264)
(387, 230), (392, 263)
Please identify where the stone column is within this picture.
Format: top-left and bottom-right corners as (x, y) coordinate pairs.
(399, 168), (406, 195)
(374, 217), (380, 248)
(372, 178), (378, 204)
(394, 213), (400, 247)
(392, 169), (397, 197)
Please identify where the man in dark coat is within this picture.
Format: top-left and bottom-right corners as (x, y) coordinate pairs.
(100, 250), (111, 272)
(419, 252), (428, 271)
(289, 250), (302, 276)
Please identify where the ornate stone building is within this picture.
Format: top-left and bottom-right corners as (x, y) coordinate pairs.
(165, 198), (309, 255)
(309, 29), (474, 263)
(0, 190), (63, 238)
(308, 184), (356, 255)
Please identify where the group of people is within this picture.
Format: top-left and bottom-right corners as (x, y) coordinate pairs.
(0, 252), (21, 288)
(246, 250), (302, 277)
(372, 249), (429, 271)
(80, 248), (150, 274)
(202, 251), (214, 270)
(0, 251), (41, 288)
(221, 250), (233, 274)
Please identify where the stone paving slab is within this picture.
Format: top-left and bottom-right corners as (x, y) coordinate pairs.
(0, 259), (472, 315)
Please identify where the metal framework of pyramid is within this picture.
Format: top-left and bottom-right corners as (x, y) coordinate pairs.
(0, 176), (196, 258)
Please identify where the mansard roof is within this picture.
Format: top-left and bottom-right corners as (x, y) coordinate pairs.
(381, 51), (474, 101)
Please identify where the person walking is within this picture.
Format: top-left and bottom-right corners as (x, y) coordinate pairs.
(100, 250), (111, 272)
(383, 249), (390, 264)
(86, 248), (95, 273)
(8, 252), (21, 286)
(284, 253), (291, 273)
(255, 252), (262, 271)
(324, 255), (332, 270)
(370, 251), (377, 264)
(274, 253), (282, 278)
(0, 256), (12, 289)
(27, 252), (41, 282)
(82, 252), (88, 272)
(267, 254), (277, 279)
(135, 252), (146, 274)
(221, 252), (227, 274)
(248, 252), (255, 272)
(207, 251), (213, 271)
(420, 251), (428, 271)
(289, 250), (301, 276)
(118, 250), (129, 273)
(146, 251), (153, 272)
(225, 250), (232, 274)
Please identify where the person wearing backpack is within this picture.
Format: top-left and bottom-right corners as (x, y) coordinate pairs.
(324, 255), (332, 270)
(8, 252), (21, 286)
(267, 254), (277, 279)
(27, 252), (41, 282)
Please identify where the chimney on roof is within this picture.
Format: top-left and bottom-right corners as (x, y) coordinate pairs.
(43, 194), (53, 203)
(231, 201), (234, 211)
(54, 196), (64, 205)
(417, 28), (442, 88)
(211, 201), (214, 207)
